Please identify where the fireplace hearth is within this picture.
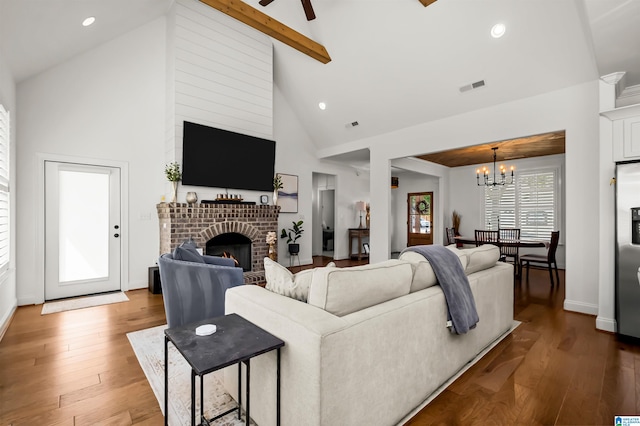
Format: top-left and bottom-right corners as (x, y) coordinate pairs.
(157, 202), (280, 285)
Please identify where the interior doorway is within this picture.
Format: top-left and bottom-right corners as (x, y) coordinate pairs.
(407, 192), (433, 246)
(312, 173), (336, 259)
(320, 189), (335, 256)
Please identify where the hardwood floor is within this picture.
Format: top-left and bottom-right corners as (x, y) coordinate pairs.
(407, 267), (640, 426)
(0, 290), (167, 425)
(1, 260), (638, 425)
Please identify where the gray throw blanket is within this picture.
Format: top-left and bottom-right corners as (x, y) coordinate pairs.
(401, 245), (479, 334)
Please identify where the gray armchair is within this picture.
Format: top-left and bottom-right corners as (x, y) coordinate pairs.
(158, 252), (244, 328)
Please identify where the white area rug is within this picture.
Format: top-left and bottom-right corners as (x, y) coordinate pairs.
(41, 291), (129, 315)
(129, 321), (520, 426)
(127, 325), (253, 426)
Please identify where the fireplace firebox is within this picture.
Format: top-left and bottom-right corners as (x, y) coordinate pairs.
(206, 233), (251, 272)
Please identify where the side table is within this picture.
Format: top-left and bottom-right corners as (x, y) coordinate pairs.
(348, 228), (370, 260)
(164, 313), (285, 426)
(148, 266), (161, 294)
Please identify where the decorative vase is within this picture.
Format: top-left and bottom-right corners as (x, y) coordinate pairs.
(268, 243), (277, 261)
(288, 243), (300, 255)
(273, 189), (278, 206)
(171, 181), (178, 204)
(186, 191), (198, 204)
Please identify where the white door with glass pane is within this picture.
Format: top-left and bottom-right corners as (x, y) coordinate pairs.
(45, 161), (121, 300)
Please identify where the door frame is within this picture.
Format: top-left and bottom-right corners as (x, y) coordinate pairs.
(407, 191), (434, 247)
(36, 153), (129, 304)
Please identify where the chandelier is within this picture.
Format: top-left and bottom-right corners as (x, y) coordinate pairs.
(476, 147), (514, 186)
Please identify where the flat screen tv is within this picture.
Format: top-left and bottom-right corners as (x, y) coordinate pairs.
(181, 121), (276, 192)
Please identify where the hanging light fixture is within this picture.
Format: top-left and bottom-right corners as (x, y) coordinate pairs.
(476, 147), (514, 186)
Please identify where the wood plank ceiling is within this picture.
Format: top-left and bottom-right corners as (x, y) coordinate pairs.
(416, 130), (565, 168)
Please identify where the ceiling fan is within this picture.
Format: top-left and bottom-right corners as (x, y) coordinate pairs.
(258, 0), (436, 21)
(259, 0), (316, 21)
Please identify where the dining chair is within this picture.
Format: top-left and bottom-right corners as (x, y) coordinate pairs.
(499, 227), (520, 263)
(474, 229), (499, 247)
(445, 227), (456, 245)
(520, 231), (560, 286)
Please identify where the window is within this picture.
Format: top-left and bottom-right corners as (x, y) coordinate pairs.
(484, 181), (516, 230)
(0, 104), (9, 274)
(517, 170), (556, 239)
(484, 167), (558, 240)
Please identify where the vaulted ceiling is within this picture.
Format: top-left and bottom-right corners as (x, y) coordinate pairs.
(0, 0), (638, 166)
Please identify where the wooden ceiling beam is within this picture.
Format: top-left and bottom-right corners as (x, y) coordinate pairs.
(418, 0), (437, 6)
(199, 0), (331, 64)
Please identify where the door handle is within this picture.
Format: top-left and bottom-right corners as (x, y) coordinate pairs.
(114, 233), (120, 238)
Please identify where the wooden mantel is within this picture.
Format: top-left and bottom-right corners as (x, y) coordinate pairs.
(199, 0), (331, 64)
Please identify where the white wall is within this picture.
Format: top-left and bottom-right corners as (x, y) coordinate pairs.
(168, 0), (274, 204)
(326, 81), (600, 318)
(272, 85), (370, 264)
(390, 171), (440, 252)
(16, 18), (167, 304)
(0, 50), (17, 332)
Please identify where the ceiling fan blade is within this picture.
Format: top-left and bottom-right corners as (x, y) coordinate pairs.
(301, 0), (316, 20)
(418, 0), (437, 6)
(259, 0), (275, 6)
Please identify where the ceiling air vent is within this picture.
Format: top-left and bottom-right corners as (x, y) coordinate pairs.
(459, 79), (486, 93)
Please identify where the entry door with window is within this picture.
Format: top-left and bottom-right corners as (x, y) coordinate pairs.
(45, 162), (121, 300)
(407, 192), (433, 246)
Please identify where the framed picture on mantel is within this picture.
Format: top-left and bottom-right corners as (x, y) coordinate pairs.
(277, 173), (298, 213)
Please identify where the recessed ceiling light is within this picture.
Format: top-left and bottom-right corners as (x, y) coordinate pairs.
(318, 102), (326, 110)
(82, 17), (96, 27)
(491, 23), (505, 38)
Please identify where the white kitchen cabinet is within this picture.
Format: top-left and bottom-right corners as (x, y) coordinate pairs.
(602, 104), (640, 162)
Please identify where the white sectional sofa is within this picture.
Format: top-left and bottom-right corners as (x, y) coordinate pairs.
(224, 244), (513, 426)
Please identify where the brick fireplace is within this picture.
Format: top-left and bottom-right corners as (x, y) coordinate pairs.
(157, 202), (280, 285)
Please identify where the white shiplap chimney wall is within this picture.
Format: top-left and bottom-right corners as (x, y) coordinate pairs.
(166, 0), (273, 201)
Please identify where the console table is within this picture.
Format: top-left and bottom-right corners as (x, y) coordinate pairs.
(349, 228), (369, 260)
(164, 313), (284, 426)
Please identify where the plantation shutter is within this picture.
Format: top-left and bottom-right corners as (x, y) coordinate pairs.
(0, 104), (9, 273)
(517, 170), (556, 240)
(483, 181), (516, 230)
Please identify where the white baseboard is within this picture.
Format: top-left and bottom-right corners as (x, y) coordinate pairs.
(0, 303), (16, 342)
(17, 295), (41, 306)
(596, 316), (616, 333)
(563, 299), (598, 316)
(127, 280), (147, 291)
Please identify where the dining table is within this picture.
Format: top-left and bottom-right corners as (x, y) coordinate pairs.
(454, 236), (546, 248)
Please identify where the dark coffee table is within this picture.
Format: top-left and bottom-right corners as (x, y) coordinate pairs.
(164, 313), (284, 426)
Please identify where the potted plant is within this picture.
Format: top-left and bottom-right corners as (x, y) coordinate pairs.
(452, 210), (462, 235)
(281, 220), (304, 254)
(452, 210), (462, 247)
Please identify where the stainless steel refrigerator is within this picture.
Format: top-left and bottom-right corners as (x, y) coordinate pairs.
(616, 162), (640, 339)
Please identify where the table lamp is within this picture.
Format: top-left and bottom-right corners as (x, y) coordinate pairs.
(355, 201), (367, 228)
